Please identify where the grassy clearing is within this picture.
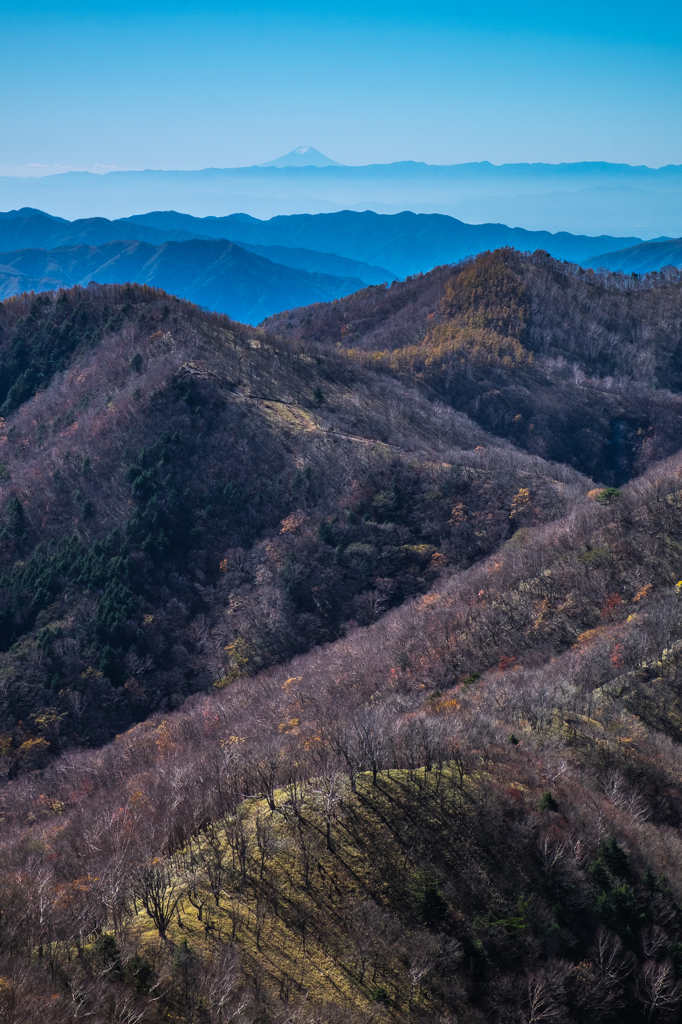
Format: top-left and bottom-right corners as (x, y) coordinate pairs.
(128, 768), (480, 1017)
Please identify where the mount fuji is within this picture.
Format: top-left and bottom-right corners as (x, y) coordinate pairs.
(259, 146), (343, 168)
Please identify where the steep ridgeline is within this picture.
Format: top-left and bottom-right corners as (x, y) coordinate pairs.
(7, 268), (682, 1024)
(0, 239), (368, 323)
(6, 373), (682, 1022)
(265, 249), (682, 484)
(0, 283), (587, 756)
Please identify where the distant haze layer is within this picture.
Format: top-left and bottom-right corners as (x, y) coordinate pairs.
(1, 161), (682, 237)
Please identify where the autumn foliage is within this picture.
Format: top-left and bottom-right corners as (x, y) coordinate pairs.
(3, 258), (682, 1021)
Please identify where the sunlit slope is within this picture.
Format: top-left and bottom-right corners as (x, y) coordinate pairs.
(265, 249), (682, 484)
(5, 441), (682, 1020)
(0, 282), (586, 755)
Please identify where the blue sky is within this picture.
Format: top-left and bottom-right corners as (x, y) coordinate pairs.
(1, 0), (681, 173)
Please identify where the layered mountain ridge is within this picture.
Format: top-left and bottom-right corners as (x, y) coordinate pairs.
(4, 251), (682, 1022)
(0, 238), (370, 324)
(122, 209), (647, 276)
(3, 159), (682, 232)
(584, 235), (682, 274)
(3, 206), (681, 327)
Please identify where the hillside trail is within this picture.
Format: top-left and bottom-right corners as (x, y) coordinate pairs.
(180, 360), (456, 468)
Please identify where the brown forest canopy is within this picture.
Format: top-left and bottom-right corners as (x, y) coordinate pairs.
(3, 251), (682, 1022)
(0, 276), (588, 754)
(265, 250), (682, 483)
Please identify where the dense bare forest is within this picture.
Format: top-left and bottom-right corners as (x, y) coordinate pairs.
(4, 251), (682, 1022)
(265, 252), (682, 483)
(0, 280), (587, 752)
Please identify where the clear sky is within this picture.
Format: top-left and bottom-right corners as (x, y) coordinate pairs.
(1, 0), (681, 175)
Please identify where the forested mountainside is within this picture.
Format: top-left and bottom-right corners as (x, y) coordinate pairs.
(6, 364), (682, 1022)
(0, 240), (367, 323)
(6, 256), (682, 1023)
(265, 250), (682, 484)
(0, 280), (587, 756)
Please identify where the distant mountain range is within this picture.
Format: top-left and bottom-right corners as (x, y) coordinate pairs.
(582, 235), (682, 274)
(2, 161), (682, 235)
(0, 239), (368, 324)
(0, 206), (654, 279)
(125, 209), (649, 278)
(0, 208), (395, 284)
(1, 207), (681, 322)
(0, 207), (212, 247)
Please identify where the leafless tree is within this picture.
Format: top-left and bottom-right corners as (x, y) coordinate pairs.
(636, 960), (682, 1021)
(133, 863), (185, 941)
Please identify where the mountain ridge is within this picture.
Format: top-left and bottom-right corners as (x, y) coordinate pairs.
(583, 235), (682, 274)
(5, 264), (682, 1021)
(264, 249), (682, 483)
(0, 209), (397, 283)
(0, 239), (368, 323)
(126, 209), (645, 277)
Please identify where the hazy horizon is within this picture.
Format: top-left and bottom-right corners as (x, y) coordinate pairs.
(5, 155), (682, 180)
(3, 159), (682, 238)
(2, 0), (681, 177)
(3, 0), (681, 235)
